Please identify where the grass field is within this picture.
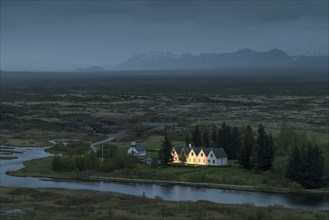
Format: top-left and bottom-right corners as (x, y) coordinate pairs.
(1, 72), (328, 147)
(0, 187), (327, 220)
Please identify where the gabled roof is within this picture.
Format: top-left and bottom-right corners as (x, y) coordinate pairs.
(173, 146), (182, 154)
(212, 148), (227, 159)
(173, 146), (191, 155)
(193, 147), (203, 155)
(172, 146), (227, 159)
(131, 143), (145, 152)
(182, 146), (191, 155)
(202, 148), (212, 156)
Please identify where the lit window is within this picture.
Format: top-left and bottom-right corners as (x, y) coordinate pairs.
(199, 159), (200, 163)
(203, 159), (205, 163)
(193, 159), (195, 162)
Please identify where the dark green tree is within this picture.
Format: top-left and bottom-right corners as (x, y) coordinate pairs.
(192, 125), (202, 147)
(238, 125), (255, 169)
(96, 144), (118, 160)
(202, 129), (210, 147)
(85, 151), (99, 169)
(286, 145), (302, 182)
(52, 155), (64, 171)
(218, 122), (232, 158)
(160, 134), (173, 165)
(185, 133), (190, 146)
(230, 127), (241, 160)
(211, 125), (217, 146)
(302, 143), (324, 188)
(253, 124), (273, 170)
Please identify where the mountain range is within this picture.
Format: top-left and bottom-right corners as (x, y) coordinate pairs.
(112, 49), (328, 71)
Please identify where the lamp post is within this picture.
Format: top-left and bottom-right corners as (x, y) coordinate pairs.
(101, 144), (104, 162)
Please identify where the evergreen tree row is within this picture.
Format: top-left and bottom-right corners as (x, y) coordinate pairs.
(188, 122), (242, 160)
(286, 143), (325, 188)
(238, 124), (274, 171)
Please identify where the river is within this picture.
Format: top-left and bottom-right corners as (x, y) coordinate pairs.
(0, 146), (328, 210)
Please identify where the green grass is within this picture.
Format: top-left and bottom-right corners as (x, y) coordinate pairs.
(0, 156), (18, 160)
(1, 187), (327, 220)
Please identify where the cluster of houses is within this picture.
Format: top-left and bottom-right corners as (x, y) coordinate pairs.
(172, 144), (228, 166)
(128, 141), (228, 166)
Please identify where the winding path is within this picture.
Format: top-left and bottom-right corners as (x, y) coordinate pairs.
(90, 130), (128, 152)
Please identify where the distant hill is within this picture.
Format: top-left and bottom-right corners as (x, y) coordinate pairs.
(114, 49), (328, 70)
(75, 65), (107, 72)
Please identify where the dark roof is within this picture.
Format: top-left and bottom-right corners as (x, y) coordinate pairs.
(173, 146), (182, 154)
(173, 146), (227, 159)
(193, 147), (202, 155)
(182, 146), (191, 154)
(202, 148), (212, 156)
(212, 148), (227, 159)
(131, 143), (145, 152)
(173, 146), (191, 155)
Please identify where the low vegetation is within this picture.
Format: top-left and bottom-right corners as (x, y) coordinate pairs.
(0, 187), (327, 220)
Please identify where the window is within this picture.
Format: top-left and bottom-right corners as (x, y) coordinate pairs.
(213, 160), (215, 164)
(198, 159), (200, 163)
(201, 153), (203, 157)
(210, 154), (213, 157)
(208, 160), (210, 164)
(189, 159), (191, 162)
(193, 159), (195, 162)
(203, 159), (205, 163)
(192, 152), (194, 156)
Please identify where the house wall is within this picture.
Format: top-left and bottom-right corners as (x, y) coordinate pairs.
(185, 149), (196, 164)
(196, 149), (207, 165)
(207, 151), (217, 166)
(128, 147), (146, 156)
(171, 148), (228, 166)
(127, 147), (138, 156)
(172, 151), (180, 163)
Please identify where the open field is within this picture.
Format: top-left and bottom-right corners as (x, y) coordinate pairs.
(1, 71), (328, 189)
(0, 187), (327, 220)
(1, 70), (328, 147)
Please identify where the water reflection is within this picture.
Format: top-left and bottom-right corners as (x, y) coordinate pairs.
(0, 146), (328, 210)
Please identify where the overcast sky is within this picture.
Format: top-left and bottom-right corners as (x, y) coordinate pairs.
(1, 0), (328, 71)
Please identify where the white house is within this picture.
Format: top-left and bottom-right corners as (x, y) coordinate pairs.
(127, 141), (146, 156)
(172, 145), (228, 166)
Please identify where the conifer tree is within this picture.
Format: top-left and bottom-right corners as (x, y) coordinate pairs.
(302, 143), (324, 188)
(203, 129), (210, 147)
(253, 124), (273, 170)
(218, 122), (232, 157)
(286, 145), (302, 182)
(192, 125), (202, 147)
(238, 125), (255, 169)
(211, 125), (217, 146)
(230, 127), (241, 160)
(160, 134), (173, 165)
(185, 133), (190, 146)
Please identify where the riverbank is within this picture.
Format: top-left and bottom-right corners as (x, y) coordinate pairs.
(8, 158), (329, 195)
(1, 187), (327, 220)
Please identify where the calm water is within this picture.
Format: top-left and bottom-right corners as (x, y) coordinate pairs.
(0, 146), (328, 210)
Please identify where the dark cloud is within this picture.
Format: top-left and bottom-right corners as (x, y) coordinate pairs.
(0, 0), (328, 71)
